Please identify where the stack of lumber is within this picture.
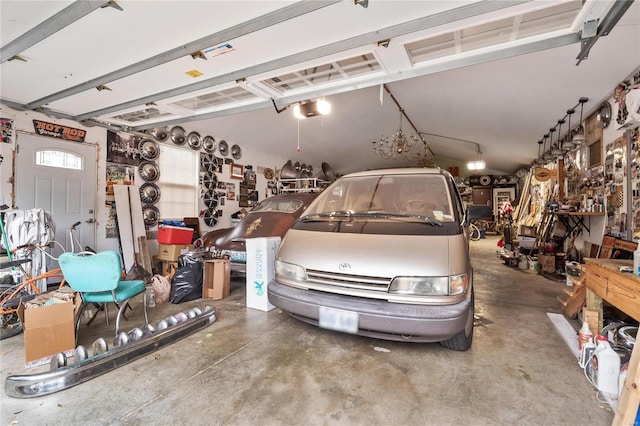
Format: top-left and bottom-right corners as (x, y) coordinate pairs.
(557, 264), (586, 318)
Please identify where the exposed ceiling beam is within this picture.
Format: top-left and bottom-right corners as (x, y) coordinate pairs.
(25, 0), (342, 109)
(0, 1), (107, 63)
(576, 0), (635, 65)
(125, 32), (580, 132)
(76, 0), (531, 122)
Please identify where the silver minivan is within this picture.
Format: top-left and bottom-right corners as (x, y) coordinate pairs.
(268, 167), (491, 351)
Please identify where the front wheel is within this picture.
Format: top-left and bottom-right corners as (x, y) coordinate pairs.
(0, 314), (23, 340)
(440, 292), (474, 351)
(0, 284), (27, 340)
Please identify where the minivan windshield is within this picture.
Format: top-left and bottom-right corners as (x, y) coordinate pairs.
(302, 174), (455, 223)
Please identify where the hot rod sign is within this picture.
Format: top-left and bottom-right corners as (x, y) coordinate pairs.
(32, 120), (86, 142)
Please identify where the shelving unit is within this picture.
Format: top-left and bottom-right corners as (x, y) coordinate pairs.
(279, 177), (329, 193)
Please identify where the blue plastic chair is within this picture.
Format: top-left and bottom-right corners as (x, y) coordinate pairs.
(58, 250), (149, 338)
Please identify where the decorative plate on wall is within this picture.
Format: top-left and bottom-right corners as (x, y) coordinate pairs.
(142, 205), (160, 228)
(202, 136), (216, 153)
(231, 144), (242, 159)
(139, 161), (160, 182)
(139, 139), (160, 161)
(187, 131), (202, 150)
(479, 175), (493, 186)
(218, 140), (229, 156)
(204, 209), (219, 227)
(263, 168), (275, 179)
(170, 126), (186, 145)
(139, 182), (161, 204)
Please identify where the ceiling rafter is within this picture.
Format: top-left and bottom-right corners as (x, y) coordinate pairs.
(117, 32), (579, 133)
(0, 0), (107, 63)
(21, 0), (341, 109)
(75, 0), (531, 123)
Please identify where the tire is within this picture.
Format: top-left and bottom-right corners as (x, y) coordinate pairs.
(0, 284), (27, 340)
(440, 291), (474, 351)
(0, 315), (23, 340)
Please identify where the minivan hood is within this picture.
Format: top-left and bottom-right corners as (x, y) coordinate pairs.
(278, 229), (468, 278)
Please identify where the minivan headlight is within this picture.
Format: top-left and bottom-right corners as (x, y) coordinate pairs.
(275, 259), (307, 282)
(389, 274), (468, 296)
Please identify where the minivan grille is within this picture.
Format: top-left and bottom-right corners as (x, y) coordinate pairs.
(305, 269), (391, 292)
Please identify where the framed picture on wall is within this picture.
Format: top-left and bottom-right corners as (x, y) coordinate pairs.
(230, 163), (244, 179)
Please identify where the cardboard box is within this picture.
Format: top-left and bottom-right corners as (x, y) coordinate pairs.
(518, 225), (537, 237)
(158, 225), (194, 245)
(203, 259), (231, 300)
(538, 254), (556, 273)
(245, 237), (280, 311)
(159, 260), (179, 278)
(517, 236), (536, 250)
(18, 290), (79, 368)
(157, 244), (193, 262)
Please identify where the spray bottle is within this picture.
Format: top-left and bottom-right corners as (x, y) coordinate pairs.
(578, 321), (593, 351)
(634, 242), (640, 277)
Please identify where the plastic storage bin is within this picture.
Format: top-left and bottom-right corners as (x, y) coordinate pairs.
(157, 225), (194, 245)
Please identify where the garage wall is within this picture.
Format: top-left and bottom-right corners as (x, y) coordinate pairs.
(0, 104), (292, 256)
(573, 89), (637, 250)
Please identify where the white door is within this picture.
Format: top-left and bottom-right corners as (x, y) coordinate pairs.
(15, 134), (97, 260)
(493, 187), (516, 218)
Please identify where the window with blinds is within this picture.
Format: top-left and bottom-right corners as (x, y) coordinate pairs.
(157, 145), (199, 220)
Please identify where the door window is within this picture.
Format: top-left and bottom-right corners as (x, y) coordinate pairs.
(35, 149), (83, 170)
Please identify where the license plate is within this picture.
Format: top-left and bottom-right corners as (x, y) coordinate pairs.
(318, 306), (359, 334)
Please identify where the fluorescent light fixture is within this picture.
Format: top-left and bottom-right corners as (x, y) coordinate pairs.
(293, 99), (331, 119)
(467, 160), (486, 170)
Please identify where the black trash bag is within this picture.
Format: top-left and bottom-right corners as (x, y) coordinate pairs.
(169, 255), (203, 304)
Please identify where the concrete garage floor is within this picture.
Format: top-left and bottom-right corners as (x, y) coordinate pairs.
(1, 236), (614, 425)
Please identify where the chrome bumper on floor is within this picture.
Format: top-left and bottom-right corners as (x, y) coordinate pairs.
(5, 306), (216, 398)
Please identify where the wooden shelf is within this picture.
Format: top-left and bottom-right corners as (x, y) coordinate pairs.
(556, 212), (605, 216)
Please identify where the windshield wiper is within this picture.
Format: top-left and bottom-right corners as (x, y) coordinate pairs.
(300, 211), (357, 222)
(376, 212), (444, 226)
(301, 211), (443, 226)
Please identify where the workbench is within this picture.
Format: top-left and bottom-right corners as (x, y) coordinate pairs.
(584, 258), (640, 424)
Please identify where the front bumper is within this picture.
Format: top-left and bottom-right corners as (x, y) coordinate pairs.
(268, 280), (471, 343)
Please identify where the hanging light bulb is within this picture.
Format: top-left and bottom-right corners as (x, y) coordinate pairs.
(539, 133), (549, 164)
(537, 139), (543, 160)
(536, 139), (543, 165)
(542, 132), (553, 162)
(552, 120), (564, 157)
(572, 97), (588, 145)
(563, 108), (576, 151)
(547, 126), (560, 158)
